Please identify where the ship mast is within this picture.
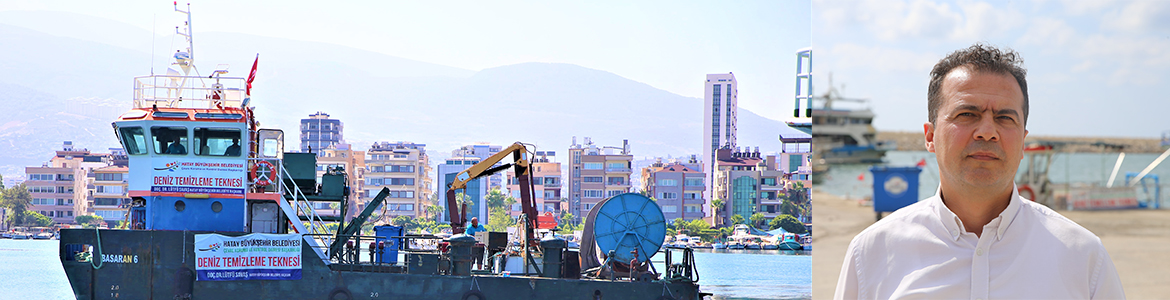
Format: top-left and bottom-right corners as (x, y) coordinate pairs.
(175, 2), (194, 70)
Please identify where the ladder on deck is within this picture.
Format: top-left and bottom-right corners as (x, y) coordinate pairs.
(254, 159), (335, 263)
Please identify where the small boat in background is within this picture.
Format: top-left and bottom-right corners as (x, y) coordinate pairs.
(777, 233), (803, 250)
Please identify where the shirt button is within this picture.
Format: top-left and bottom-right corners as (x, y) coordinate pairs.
(976, 248), (984, 256)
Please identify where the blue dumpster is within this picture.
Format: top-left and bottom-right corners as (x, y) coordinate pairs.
(870, 166), (923, 220)
(373, 225), (403, 264)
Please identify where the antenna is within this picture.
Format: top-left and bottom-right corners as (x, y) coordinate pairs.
(150, 14), (156, 75)
(174, 2), (193, 66)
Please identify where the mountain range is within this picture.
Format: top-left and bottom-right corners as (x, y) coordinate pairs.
(0, 11), (803, 180)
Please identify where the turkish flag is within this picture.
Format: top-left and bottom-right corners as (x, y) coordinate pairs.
(857, 173), (865, 181)
(246, 54), (258, 96)
(916, 158), (927, 168)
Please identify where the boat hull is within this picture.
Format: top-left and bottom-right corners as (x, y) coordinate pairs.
(777, 242), (802, 250)
(59, 229), (701, 300)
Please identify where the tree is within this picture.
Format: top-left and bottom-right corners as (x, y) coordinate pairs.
(729, 214), (745, 226)
(684, 219), (712, 236)
(391, 215), (414, 227)
(20, 211), (54, 227)
(779, 200), (800, 217)
(750, 213), (767, 229)
(709, 198), (725, 227)
(485, 206), (514, 232)
(425, 204), (443, 222)
(773, 214), (807, 234)
(671, 218), (685, 231)
(1, 183), (32, 227)
(76, 215), (105, 227)
(485, 189), (507, 209)
(557, 213), (584, 232)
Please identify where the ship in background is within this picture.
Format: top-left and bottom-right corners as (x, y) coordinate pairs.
(810, 75), (895, 165)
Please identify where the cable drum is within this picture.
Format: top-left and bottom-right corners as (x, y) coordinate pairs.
(591, 193), (667, 263)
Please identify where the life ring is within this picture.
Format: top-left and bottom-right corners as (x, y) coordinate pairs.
(327, 287), (352, 300)
(1018, 185), (1035, 201)
(251, 160), (274, 186)
(461, 290), (486, 300)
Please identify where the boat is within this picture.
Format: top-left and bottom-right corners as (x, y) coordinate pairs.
(761, 243), (778, 250)
(811, 76), (894, 164)
(11, 231), (30, 240)
(712, 242), (725, 249)
(776, 233), (802, 250)
(744, 241), (761, 250)
(58, 5), (704, 300)
(35, 232), (54, 240)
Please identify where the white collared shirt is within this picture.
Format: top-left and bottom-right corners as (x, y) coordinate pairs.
(835, 185), (1125, 300)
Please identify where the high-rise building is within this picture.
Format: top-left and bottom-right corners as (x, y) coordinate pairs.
(300, 112), (343, 154)
(365, 142), (431, 221)
(640, 156), (706, 223)
(316, 144), (366, 221)
(505, 151), (562, 217)
(437, 156), (488, 224)
(568, 137), (632, 220)
(703, 73), (737, 212)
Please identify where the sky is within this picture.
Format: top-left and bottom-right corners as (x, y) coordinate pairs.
(0, 0), (812, 124)
(814, 0), (1170, 139)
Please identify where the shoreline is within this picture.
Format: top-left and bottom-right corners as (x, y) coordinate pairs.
(877, 131), (1166, 153)
(811, 189), (1170, 299)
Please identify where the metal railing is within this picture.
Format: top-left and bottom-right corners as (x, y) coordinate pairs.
(247, 158), (333, 262)
(133, 74), (247, 109)
(278, 163), (335, 251)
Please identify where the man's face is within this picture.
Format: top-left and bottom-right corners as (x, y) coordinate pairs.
(471, 218), (478, 226)
(925, 67), (1028, 192)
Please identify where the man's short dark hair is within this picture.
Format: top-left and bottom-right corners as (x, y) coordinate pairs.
(927, 43), (1029, 126)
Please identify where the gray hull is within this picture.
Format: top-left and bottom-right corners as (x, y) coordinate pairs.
(59, 229), (701, 300)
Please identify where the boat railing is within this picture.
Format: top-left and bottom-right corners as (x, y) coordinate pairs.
(133, 74), (247, 109)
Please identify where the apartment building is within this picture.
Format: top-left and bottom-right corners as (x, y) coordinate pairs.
(365, 142), (431, 221)
(640, 156), (706, 222)
(90, 165), (129, 224)
(568, 137), (632, 220)
(316, 144), (366, 220)
(712, 147), (793, 226)
(505, 151), (562, 217)
(24, 142), (127, 226)
(300, 111), (343, 154)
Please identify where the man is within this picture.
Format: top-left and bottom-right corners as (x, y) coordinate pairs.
(835, 44), (1125, 299)
(464, 217), (487, 269)
(166, 136), (186, 155)
(465, 217), (486, 236)
(224, 138), (242, 156)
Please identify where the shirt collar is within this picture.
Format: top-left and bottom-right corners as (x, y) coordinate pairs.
(932, 184), (1023, 241)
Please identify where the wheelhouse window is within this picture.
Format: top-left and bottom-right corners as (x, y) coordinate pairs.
(152, 126), (189, 155)
(119, 127), (148, 155)
(194, 128), (243, 157)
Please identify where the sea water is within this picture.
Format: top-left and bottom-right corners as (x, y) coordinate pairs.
(1, 239), (811, 300)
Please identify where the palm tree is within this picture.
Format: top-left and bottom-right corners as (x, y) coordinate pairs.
(709, 198), (725, 227)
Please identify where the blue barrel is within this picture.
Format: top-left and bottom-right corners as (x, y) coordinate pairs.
(870, 166), (923, 216)
(374, 225), (403, 264)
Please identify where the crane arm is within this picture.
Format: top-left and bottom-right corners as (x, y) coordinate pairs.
(445, 142), (538, 239)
